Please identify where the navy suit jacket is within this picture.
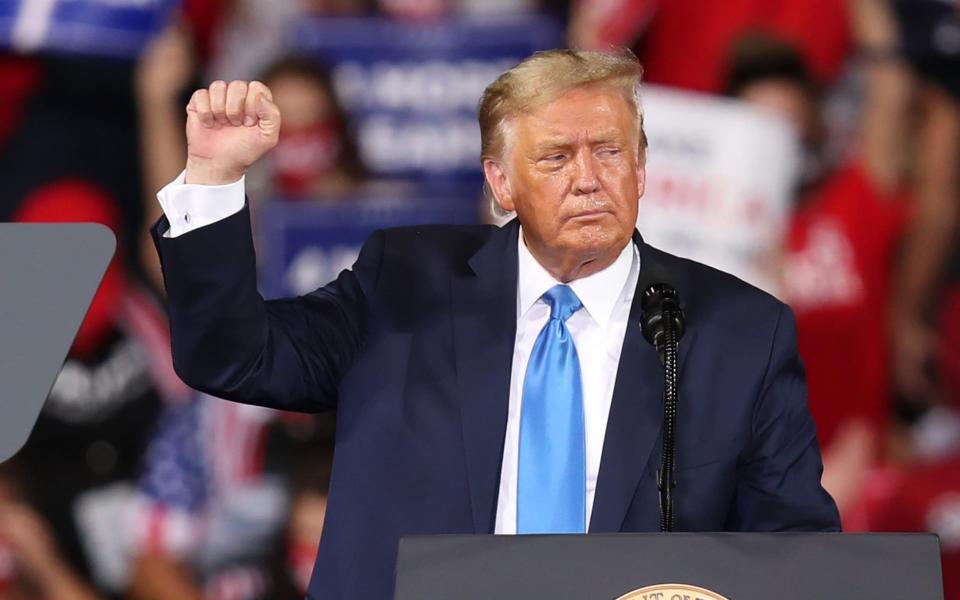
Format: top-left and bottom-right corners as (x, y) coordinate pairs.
(153, 207), (839, 599)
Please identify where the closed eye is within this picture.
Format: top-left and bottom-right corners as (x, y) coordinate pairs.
(536, 154), (567, 169)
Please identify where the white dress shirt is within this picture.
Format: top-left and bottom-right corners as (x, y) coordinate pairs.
(494, 231), (638, 533)
(156, 174), (640, 533)
(156, 170), (246, 238)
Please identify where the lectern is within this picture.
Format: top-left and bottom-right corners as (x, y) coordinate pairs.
(395, 532), (943, 599)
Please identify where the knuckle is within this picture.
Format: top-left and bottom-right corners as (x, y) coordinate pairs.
(249, 80), (272, 99)
(228, 84), (248, 101)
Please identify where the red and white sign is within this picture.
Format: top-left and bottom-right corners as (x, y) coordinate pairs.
(638, 85), (799, 296)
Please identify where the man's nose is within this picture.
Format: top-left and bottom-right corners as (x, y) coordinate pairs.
(572, 150), (600, 195)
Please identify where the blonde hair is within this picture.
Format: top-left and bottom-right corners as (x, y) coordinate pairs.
(478, 48), (648, 163)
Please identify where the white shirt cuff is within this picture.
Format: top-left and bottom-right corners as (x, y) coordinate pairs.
(156, 170), (246, 238)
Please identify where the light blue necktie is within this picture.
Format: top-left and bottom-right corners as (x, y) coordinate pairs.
(517, 284), (586, 534)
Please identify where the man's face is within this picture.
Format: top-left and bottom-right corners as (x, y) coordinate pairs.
(486, 84), (644, 279)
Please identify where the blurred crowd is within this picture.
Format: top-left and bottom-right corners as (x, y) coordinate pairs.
(1, 0), (959, 598)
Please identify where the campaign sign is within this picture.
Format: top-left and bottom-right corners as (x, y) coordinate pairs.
(638, 85), (799, 296)
(0, 0), (177, 59)
(257, 190), (481, 298)
(290, 16), (563, 183)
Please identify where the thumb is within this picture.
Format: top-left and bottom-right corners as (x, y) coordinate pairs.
(256, 94), (281, 137)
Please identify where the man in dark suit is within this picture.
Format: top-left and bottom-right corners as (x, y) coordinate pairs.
(153, 49), (839, 599)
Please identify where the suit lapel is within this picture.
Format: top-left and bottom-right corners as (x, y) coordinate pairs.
(589, 232), (697, 532)
(452, 220), (520, 533)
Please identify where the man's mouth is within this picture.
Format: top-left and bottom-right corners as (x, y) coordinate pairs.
(567, 208), (610, 221)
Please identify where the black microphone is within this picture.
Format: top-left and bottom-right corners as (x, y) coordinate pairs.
(639, 279), (685, 533)
(640, 283), (685, 364)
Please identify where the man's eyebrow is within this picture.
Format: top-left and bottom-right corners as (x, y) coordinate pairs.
(532, 139), (572, 152)
(590, 129), (626, 144)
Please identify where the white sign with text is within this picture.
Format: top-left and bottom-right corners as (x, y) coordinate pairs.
(639, 85), (799, 296)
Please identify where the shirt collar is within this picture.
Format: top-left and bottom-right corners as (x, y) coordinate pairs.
(517, 227), (636, 330)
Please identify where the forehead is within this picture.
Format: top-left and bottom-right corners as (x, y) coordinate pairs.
(513, 84), (637, 144)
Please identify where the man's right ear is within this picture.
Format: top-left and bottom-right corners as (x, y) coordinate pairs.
(482, 159), (514, 213)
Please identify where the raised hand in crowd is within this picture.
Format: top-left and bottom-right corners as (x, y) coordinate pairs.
(0, 500), (101, 600)
(891, 83), (960, 405)
(862, 0), (960, 405)
(136, 22), (197, 292)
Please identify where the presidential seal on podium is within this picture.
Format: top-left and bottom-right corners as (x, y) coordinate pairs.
(616, 583), (729, 600)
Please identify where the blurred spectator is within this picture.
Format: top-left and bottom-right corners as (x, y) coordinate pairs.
(888, 0), (960, 407)
(205, 0), (306, 84)
(11, 180), (186, 592)
(725, 1), (912, 467)
(376, 0), (543, 19)
(890, 81), (960, 406)
(570, 0), (850, 93)
(869, 451), (960, 600)
(128, 396), (285, 600)
(136, 28), (368, 212)
(127, 396), (331, 600)
(131, 27), (347, 599)
(839, 402), (960, 600)
(252, 56), (367, 200)
(0, 55), (42, 147)
(269, 441), (333, 598)
(301, 0), (375, 16)
(941, 280), (960, 408)
(0, 463), (103, 600)
(136, 22), (200, 294)
(0, 55), (144, 274)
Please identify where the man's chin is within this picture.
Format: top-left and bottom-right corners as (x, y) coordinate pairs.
(558, 229), (629, 262)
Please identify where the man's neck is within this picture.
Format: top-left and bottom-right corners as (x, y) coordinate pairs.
(521, 233), (631, 283)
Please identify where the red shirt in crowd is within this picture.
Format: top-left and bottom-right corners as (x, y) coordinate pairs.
(939, 286), (960, 407)
(848, 456), (960, 600)
(578, 0), (850, 93)
(783, 160), (909, 452)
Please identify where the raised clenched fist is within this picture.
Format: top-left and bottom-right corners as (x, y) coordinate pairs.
(184, 80), (281, 185)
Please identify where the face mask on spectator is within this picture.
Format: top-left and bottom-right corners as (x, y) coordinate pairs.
(272, 120), (343, 198)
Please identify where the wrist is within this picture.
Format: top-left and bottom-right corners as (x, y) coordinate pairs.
(138, 93), (180, 113)
(858, 44), (901, 63)
(184, 158), (244, 186)
(20, 551), (67, 584)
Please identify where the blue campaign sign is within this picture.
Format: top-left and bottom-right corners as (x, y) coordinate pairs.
(256, 190), (483, 298)
(290, 16), (564, 183)
(0, 0), (177, 59)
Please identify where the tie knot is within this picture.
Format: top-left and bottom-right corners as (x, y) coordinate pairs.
(542, 285), (582, 322)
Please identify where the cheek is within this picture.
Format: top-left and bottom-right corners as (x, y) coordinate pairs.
(515, 173), (567, 218)
(600, 163), (638, 201)
(536, 167), (575, 193)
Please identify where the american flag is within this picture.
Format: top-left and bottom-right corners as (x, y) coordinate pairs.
(131, 394), (285, 600)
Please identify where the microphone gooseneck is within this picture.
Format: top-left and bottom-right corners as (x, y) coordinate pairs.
(640, 283), (685, 532)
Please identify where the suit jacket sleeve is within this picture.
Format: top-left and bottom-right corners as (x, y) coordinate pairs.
(733, 304), (842, 531)
(152, 204), (382, 412)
